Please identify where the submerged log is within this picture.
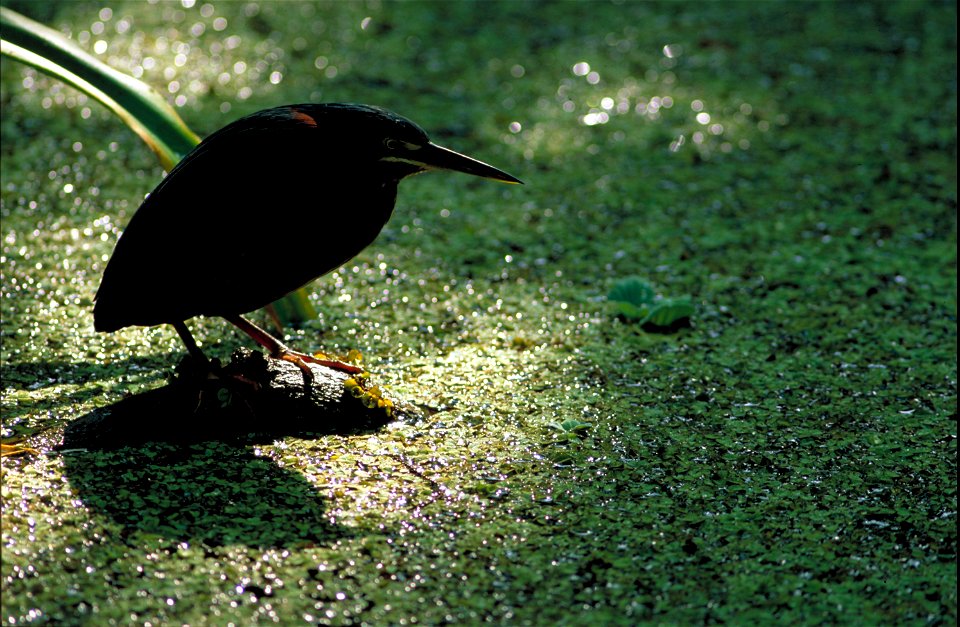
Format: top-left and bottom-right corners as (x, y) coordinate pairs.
(61, 349), (403, 450)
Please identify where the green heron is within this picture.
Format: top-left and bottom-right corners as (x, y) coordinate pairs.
(94, 103), (521, 377)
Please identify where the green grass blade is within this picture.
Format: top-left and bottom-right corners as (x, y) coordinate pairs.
(1, 6), (199, 170)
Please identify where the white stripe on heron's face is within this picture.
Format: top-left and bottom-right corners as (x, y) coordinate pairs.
(380, 155), (432, 168)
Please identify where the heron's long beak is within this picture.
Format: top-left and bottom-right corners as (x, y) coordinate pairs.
(411, 142), (523, 184)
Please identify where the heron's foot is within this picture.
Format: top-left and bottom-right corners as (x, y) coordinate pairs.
(176, 354), (266, 392)
(173, 355), (262, 417)
(275, 348), (364, 385)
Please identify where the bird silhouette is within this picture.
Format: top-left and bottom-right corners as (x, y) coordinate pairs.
(94, 103), (521, 378)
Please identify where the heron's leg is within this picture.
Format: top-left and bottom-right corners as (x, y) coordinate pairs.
(172, 320), (209, 366)
(222, 314), (363, 383)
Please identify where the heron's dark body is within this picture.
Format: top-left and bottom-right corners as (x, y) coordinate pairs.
(93, 104), (426, 332)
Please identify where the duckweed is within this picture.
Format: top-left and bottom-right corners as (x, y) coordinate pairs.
(2, 2), (956, 625)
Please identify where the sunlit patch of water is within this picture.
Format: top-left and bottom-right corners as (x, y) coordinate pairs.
(497, 38), (782, 164)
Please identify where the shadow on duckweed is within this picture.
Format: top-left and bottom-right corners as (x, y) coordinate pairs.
(58, 351), (395, 548)
(2, 355), (173, 388)
(61, 441), (353, 548)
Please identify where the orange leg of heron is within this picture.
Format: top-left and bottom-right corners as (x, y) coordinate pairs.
(222, 314), (363, 381)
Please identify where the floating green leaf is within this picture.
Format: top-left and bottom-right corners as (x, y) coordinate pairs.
(558, 418), (592, 434)
(645, 297), (694, 327)
(607, 276), (693, 329)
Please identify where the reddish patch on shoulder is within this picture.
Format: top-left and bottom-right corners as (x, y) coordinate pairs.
(289, 108), (317, 127)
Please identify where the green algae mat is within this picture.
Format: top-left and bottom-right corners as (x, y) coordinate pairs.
(1, 1), (956, 624)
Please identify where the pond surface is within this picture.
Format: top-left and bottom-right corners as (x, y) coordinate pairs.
(1, 1), (956, 624)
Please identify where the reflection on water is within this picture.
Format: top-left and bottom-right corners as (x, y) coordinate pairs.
(556, 45), (762, 158)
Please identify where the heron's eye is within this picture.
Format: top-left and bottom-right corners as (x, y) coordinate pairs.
(384, 139), (422, 151)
